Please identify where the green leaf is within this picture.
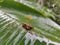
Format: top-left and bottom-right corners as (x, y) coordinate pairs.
(0, 0), (60, 45)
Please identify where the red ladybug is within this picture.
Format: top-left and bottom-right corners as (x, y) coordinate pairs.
(22, 23), (33, 30)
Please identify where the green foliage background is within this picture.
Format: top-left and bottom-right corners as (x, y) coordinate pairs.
(0, 0), (60, 45)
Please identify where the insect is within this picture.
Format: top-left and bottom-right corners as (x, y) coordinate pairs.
(26, 15), (32, 20)
(22, 23), (33, 30)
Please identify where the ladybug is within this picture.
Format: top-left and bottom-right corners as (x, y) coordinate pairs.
(22, 23), (33, 30)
